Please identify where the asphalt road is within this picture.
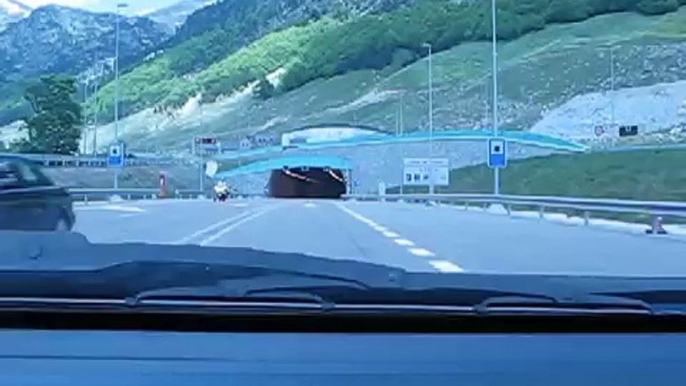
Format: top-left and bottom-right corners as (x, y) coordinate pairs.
(73, 198), (686, 276)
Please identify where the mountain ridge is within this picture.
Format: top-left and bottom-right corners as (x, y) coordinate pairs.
(145, 0), (217, 29)
(0, 4), (172, 125)
(0, 0), (30, 31)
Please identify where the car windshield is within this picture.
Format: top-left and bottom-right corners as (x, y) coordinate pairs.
(0, 0), (685, 303)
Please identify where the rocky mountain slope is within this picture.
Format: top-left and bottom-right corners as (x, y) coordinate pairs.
(0, 5), (172, 126)
(0, 5), (171, 77)
(145, 0), (217, 30)
(0, 0), (30, 32)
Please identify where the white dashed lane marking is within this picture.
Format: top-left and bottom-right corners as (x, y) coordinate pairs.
(382, 231), (400, 238)
(408, 248), (435, 257)
(336, 203), (464, 273)
(394, 239), (415, 247)
(429, 261), (463, 273)
(199, 207), (277, 246)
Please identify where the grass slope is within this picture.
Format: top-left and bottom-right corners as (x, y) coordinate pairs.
(90, 18), (341, 118)
(86, 8), (686, 151)
(390, 149), (686, 202)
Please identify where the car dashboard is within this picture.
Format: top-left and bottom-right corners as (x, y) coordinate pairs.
(1, 329), (684, 385)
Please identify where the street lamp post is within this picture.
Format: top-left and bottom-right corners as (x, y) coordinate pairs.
(114, 3), (127, 189)
(400, 94), (404, 136)
(92, 80), (98, 156)
(81, 80), (88, 154)
(609, 46), (615, 128)
(491, 0), (500, 195)
(92, 60), (100, 156)
(422, 43), (434, 194)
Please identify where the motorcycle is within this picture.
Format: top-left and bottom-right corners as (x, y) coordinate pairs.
(215, 191), (229, 202)
(213, 183), (230, 202)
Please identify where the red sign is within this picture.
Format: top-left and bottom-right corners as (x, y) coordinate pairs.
(159, 172), (167, 199)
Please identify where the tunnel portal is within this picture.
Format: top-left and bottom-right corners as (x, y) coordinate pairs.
(269, 167), (347, 199)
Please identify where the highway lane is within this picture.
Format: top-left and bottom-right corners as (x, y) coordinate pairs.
(341, 200), (686, 276)
(74, 198), (435, 272)
(74, 199), (277, 245)
(73, 198), (686, 275)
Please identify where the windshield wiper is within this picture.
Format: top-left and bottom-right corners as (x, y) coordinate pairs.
(118, 280), (655, 316)
(123, 274), (363, 311)
(473, 294), (655, 315)
(0, 278), (662, 317)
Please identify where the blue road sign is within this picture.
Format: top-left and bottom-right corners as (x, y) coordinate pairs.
(488, 138), (507, 169)
(108, 142), (125, 167)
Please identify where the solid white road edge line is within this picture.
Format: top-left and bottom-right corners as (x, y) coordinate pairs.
(199, 206), (279, 246)
(175, 210), (257, 245)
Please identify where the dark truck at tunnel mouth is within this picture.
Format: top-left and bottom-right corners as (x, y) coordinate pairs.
(269, 166), (347, 199)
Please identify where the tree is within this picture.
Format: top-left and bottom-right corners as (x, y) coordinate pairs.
(254, 77), (276, 100)
(636, 0), (679, 14)
(547, 0), (592, 22)
(21, 75), (82, 154)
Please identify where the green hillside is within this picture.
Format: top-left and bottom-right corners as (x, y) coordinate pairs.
(89, 0), (686, 126)
(90, 5), (686, 151)
(385, 147), (686, 224)
(391, 148), (686, 201)
(90, 18), (342, 118)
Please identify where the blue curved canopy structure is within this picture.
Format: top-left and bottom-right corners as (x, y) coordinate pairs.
(212, 129), (587, 162)
(282, 123), (386, 134)
(214, 155), (351, 179)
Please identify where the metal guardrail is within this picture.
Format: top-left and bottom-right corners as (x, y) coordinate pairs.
(343, 193), (686, 234)
(68, 188), (207, 202)
(2, 153), (195, 168)
(174, 189), (206, 199)
(68, 188), (161, 202)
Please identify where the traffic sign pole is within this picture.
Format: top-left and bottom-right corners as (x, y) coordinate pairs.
(199, 154), (205, 192)
(108, 142), (125, 189)
(400, 168), (404, 195)
(487, 138), (507, 196)
(193, 136), (220, 193)
(491, 0), (500, 196)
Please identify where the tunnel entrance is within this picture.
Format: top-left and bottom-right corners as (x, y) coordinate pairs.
(269, 167), (347, 199)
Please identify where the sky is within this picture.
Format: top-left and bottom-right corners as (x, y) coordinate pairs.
(19, 0), (179, 15)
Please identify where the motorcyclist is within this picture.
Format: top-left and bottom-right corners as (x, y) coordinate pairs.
(213, 181), (230, 201)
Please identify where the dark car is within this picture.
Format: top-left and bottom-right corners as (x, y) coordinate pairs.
(0, 156), (75, 231)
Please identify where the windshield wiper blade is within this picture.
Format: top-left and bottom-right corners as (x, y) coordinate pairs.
(126, 280), (655, 315)
(123, 274), (368, 310)
(474, 294), (655, 315)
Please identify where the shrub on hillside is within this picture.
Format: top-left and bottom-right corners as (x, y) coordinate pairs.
(279, 0), (684, 94)
(637, 0), (680, 14)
